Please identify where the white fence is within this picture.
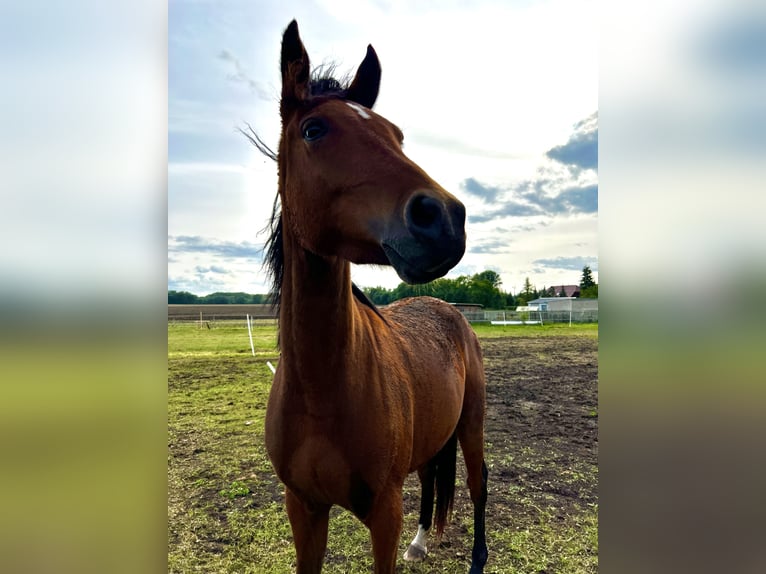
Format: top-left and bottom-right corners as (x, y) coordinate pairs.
(469, 308), (598, 324)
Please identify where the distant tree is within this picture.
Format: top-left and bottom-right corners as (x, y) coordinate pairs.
(203, 293), (229, 304)
(452, 275), (471, 302)
(473, 270), (502, 290)
(173, 291), (271, 304)
(580, 284), (598, 298)
(580, 265), (596, 290)
(428, 278), (454, 302)
(514, 278), (535, 307)
(359, 270), (510, 307)
(578, 265), (597, 298)
(559, 286), (567, 297)
(391, 282), (417, 301)
(233, 293), (249, 304)
(363, 286), (393, 306)
(168, 290), (198, 304)
(521, 277), (535, 300)
(464, 271), (502, 308)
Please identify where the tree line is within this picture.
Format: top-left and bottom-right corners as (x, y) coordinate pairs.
(168, 266), (597, 309)
(167, 291), (269, 305)
(363, 266), (597, 308)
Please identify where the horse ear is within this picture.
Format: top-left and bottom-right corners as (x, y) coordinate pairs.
(280, 20), (310, 113)
(346, 45), (381, 109)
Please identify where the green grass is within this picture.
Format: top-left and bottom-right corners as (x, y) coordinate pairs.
(471, 321), (598, 339)
(168, 320), (597, 573)
(168, 319), (280, 358)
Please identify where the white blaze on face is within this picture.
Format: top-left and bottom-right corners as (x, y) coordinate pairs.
(346, 101), (371, 120)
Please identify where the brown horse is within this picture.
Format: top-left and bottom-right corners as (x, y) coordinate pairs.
(262, 20), (488, 574)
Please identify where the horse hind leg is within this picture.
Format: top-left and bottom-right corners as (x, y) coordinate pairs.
(403, 433), (458, 562)
(403, 461), (435, 561)
(458, 415), (489, 574)
(467, 458), (488, 574)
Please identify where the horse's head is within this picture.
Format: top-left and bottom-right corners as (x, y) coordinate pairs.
(277, 20), (466, 285)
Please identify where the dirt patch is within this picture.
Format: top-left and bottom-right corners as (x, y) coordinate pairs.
(484, 335), (597, 503)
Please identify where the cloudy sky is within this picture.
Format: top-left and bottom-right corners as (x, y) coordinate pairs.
(169, 0), (598, 296)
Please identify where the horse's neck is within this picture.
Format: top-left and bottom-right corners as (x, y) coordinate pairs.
(278, 231), (360, 381)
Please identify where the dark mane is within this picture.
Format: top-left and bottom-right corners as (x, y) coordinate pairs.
(309, 63), (352, 97)
(246, 66), (382, 326)
(263, 194), (283, 310)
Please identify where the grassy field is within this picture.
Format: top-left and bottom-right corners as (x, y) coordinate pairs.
(168, 320), (598, 573)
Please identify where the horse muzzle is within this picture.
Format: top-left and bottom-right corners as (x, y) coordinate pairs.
(382, 192), (466, 284)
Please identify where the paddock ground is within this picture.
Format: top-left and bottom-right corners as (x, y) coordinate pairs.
(168, 323), (598, 573)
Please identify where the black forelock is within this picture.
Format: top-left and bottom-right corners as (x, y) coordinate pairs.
(308, 63), (352, 98)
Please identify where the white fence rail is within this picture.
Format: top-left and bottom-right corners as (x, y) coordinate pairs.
(466, 308), (598, 324)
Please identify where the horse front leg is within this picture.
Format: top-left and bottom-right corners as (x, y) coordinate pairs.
(365, 488), (404, 574)
(285, 488), (331, 574)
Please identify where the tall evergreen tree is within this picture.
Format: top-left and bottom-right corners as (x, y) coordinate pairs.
(579, 265), (595, 290)
(579, 265), (598, 298)
(521, 277), (535, 299)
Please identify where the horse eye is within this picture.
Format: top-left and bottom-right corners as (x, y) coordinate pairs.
(301, 118), (328, 142)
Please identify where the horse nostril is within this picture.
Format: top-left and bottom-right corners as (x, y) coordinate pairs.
(450, 200), (466, 230)
(407, 195), (444, 239)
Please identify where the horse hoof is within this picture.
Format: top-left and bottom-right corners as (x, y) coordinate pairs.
(404, 543), (427, 561)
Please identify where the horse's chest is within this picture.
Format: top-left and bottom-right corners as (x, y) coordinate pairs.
(265, 404), (393, 513)
(276, 428), (353, 503)
(286, 429), (392, 520)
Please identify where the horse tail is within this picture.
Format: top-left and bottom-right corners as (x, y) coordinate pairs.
(433, 431), (458, 538)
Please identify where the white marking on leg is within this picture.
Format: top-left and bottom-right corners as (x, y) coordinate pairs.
(412, 524), (428, 549)
(346, 101), (371, 119)
(403, 524), (429, 561)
